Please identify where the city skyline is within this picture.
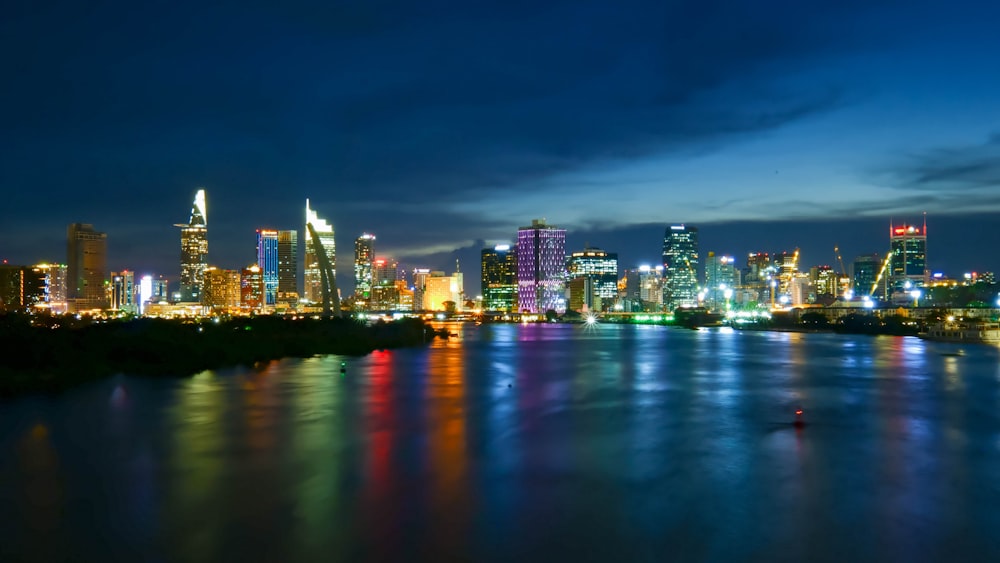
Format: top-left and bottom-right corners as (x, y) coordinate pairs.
(3, 1), (1000, 285)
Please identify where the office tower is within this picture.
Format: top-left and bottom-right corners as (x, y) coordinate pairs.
(277, 230), (298, 304)
(774, 250), (800, 295)
(66, 223), (108, 311)
(567, 248), (618, 311)
(809, 266), (838, 300)
(354, 233), (376, 308)
(110, 270), (136, 312)
(203, 267), (241, 314)
(481, 244), (518, 312)
(138, 275), (153, 315)
(256, 229), (279, 307)
(0, 265), (46, 313)
(889, 219), (928, 297)
(424, 271), (463, 312)
(304, 199), (337, 304)
(517, 219), (567, 314)
(639, 265), (665, 307)
(705, 253), (737, 311)
(371, 257), (398, 310)
(33, 263), (68, 313)
(152, 276), (169, 303)
(176, 189), (208, 302)
(662, 224), (699, 310)
(412, 268), (431, 311)
(241, 264), (263, 314)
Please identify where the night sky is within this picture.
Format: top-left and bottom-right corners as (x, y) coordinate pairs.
(3, 1), (1000, 295)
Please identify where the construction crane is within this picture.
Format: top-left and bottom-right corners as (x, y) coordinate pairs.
(834, 246), (849, 297)
(869, 250), (894, 297)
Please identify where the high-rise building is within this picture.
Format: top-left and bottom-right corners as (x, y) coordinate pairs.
(0, 265), (47, 313)
(889, 220), (928, 298)
(176, 189), (208, 302)
(774, 250), (800, 295)
(256, 229), (279, 307)
(371, 257), (398, 310)
(517, 219), (567, 314)
(567, 248), (618, 310)
(203, 267), (241, 314)
(412, 268), (431, 311)
(704, 253), (737, 311)
(67, 223), (108, 311)
(638, 265), (665, 307)
(33, 263), (68, 313)
(481, 244), (518, 312)
(110, 270), (136, 312)
(241, 264), (263, 314)
(424, 271), (463, 312)
(354, 233), (376, 308)
(304, 199), (337, 304)
(662, 225), (699, 310)
(277, 230), (298, 305)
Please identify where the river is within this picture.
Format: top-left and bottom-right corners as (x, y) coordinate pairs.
(2, 323), (1000, 562)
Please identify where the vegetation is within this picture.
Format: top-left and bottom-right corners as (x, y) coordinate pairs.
(0, 315), (444, 396)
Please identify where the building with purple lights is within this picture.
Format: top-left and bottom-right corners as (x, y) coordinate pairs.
(517, 219), (567, 314)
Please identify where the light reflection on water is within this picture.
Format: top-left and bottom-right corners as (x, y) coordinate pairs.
(2, 324), (1000, 562)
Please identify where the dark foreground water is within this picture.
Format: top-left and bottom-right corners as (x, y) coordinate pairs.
(3, 324), (1000, 562)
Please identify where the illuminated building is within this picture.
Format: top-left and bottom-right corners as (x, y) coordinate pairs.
(396, 281), (414, 311)
(412, 268), (431, 311)
(33, 263), (68, 313)
(138, 275), (153, 315)
(774, 250), (799, 295)
(639, 266), (665, 307)
(662, 224), (699, 310)
(354, 233), (376, 308)
(889, 220), (928, 298)
(256, 229), (279, 306)
(705, 253), (738, 311)
(567, 247), (618, 311)
(304, 199), (336, 304)
(424, 272), (463, 312)
(66, 223), (108, 311)
(241, 264), (263, 314)
(810, 265), (838, 300)
(0, 264), (46, 313)
(481, 244), (518, 312)
(742, 252), (775, 307)
(371, 257), (399, 310)
(517, 219), (567, 314)
(277, 230), (298, 305)
(110, 270), (136, 312)
(203, 267), (241, 314)
(152, 276), (169, 303)
(176, 189), (208, 302)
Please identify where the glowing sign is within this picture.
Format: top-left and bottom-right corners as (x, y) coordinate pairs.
(494, 244), (510, 251)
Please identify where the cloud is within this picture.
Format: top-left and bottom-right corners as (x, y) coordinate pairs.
(892, 133), (1000, 191)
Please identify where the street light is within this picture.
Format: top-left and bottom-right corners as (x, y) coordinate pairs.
(910, 289), (921, 308)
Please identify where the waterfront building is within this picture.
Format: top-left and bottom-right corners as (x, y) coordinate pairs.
(203, 267), (241, 314)
(110, 270), (136, 313)
(412, 268), (431, 311)
(809, 265), (839, 303)
(888, 220), (928, 299)
(481, 244), (518, 312)
(152, 276), (169, 303)
(517, 219), (567, 314)
(66, 223), (108, 311)
(774, 250), (800, 295)
(704, 253), (738, 311)
(240, 264), (263, 314)
(256, 229), (279, 307)
(371, 257), (399, 310)
(304, 199), (337, 304)
(567, 247), (618, 311)
(33, 263), (68, 313)
(176, 189), (208, 302)
(276, 230), (299, 306)
(424, 271), (463, 312)
(662, 224), (699, 310)
(354, 233), (376, 308)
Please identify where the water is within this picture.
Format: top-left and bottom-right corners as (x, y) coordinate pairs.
(3, 323), (1000, 562)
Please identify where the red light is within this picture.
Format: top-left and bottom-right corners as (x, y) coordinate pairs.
(893, 228), (905, 234)
(795, 409), (803, 416)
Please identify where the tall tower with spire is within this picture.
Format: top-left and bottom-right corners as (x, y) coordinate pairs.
(304, 199), (336, 304)
(176, 189), (208, 302)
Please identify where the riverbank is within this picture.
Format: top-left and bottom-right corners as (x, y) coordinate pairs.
(0, 315), (445, 396)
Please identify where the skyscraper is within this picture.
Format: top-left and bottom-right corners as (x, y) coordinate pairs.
(517, 219), (567, 314)
(67, 223), (108, 311)
(852, 254), (880, 297)
(203, 267), (241, 314)
(481, 244), (518, 312)
(304, 199), (336, 304)
(110, 270), (136, 312)
(277, 230), (298, 304)
(241, 264), (263, 314)
(354, 233), (376, 307)
(0, 265), (47, 313)
(704, 252), (737, 311)
(256, 229), (279, 306)
(371, 257), (398, 310)
(567, 247), (618, 311)
(662, 225), (699, 310)
(889, 220), (928, 298)
(176, 189), (208, 302)
(412, 268), (431, 311)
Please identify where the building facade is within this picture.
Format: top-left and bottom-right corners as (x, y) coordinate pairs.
(0, 265), (47, 313)
(662, 224), (699, 310)
(516, 219), (567, 314)
(704, 252), (737, 311)
(354, 233), (376, 308)
(277, 230), (298, 305)
(371, 257), (399, 310)
(567, 247), (618, 311)
(481, 244), (518, 312)
(203, 267), (241, 314)
(176, 189), (208, 302)
(67, 223), (108, 311)
(256, 229), (279, 307)
(304, 199), (336, 304)
(241, 264), (263, 314)
(888, 221), (928, 298)
(110, 270), (136, 312)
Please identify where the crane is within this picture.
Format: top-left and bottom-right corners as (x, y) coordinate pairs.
(834, 246), (849, 297)
(869, 250), (894, 297)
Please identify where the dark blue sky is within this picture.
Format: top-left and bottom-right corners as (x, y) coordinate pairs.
(3, 0), (1000, 294)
